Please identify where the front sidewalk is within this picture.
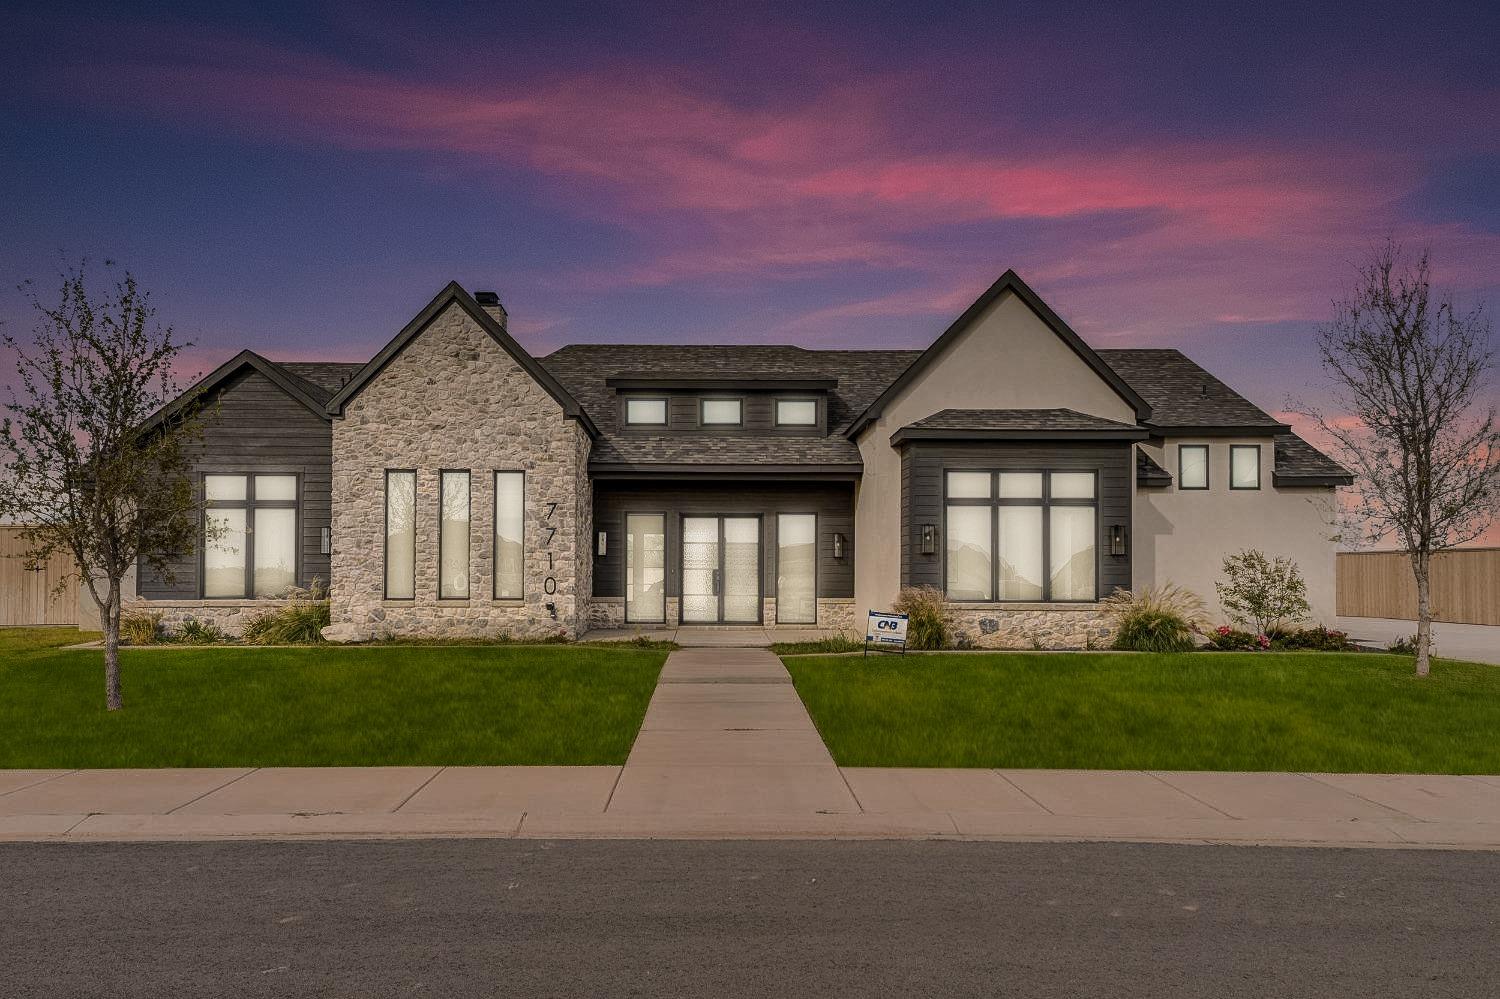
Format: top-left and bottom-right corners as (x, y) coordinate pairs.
(5, 647), (1500, 847)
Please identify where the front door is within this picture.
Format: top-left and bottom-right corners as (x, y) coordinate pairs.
(681, 516), (761, 623)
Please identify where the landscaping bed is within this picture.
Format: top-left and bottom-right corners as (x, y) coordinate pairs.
(0, 630), (666, 767)
(784, 651), (1500, 773)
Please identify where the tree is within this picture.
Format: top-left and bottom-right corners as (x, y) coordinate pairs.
(0, 261), (206, 709)
(1215, 549), (1311, 638)
(1297, 242), (1499, 676)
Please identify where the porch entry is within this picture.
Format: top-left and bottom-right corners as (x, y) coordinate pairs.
(681, 516), (761, 623)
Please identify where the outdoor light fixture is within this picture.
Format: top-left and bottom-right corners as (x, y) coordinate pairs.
(1109, 524), (1127, 556)
(596, 531), (608, 557)
(320, 527), (331, 555)
(921, 524), (937, 555)
(832, 533), (845, 559)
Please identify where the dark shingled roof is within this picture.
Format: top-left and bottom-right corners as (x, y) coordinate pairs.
(274, 362), (365, 402)
(1137, 448), (1173, 486)
(902, 408), (1143, 433)
(1274, 433), (1354, 484)
(540, 344), (921, 467)
(1098, 348), (1287, 430)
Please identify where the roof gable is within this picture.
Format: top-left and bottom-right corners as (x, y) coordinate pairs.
(139, 349), (332, 434)
(845, 270), (1152, 438)
(325, 282), (598, 436)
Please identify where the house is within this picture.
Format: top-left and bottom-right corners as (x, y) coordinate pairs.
(100, 270), (1351, 647)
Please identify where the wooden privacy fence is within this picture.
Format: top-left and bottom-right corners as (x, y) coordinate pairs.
(0, 527), (79, 627)
(1337, 548), (1500, 626)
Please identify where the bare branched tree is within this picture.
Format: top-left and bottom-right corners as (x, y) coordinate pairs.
(0, 261), (207, 709)
(1296, 242), (1499, 676)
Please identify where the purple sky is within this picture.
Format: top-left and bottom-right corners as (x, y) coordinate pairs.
(3, 2), (1497, 471)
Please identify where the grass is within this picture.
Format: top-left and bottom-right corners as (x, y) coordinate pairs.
(784, 651), (1500, 773)
(0, 629), (666, 767)
(769, 635), (865, 656)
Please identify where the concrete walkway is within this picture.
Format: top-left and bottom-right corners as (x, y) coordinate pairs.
(5, 648), (1500, 847)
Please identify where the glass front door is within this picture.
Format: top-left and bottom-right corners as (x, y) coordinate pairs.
(681, 516), (760, 623)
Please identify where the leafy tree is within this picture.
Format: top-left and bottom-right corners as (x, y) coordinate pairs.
(1215, 549), (1310, 638)
(1296, 242), (1498, 676)
(0, 261), (207, 709)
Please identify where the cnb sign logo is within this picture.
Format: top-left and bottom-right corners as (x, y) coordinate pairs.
(865, 611), (909, 654)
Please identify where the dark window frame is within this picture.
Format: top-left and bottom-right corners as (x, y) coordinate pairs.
(492, 469), (526, 601)
(623, 396), (670, 427)
(1178, 444), (1210, 491)
(200, 471), (301, 600)
(437, 469), (472, 600)
(623, 510), (669, 625)
(941, 469), (1099, 604)
(697, 396), (744, 428)
(1229, 444), (1262, 490)
(774, 397), (820, 428)
(383, 468), (417, 602)
(774, 511), (819, 624)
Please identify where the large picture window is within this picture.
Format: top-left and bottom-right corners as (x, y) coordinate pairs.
(944, 469), (1098, 603)
(202, 473), (299, 598)
(385, 470), (416, 599)
(439, 470), (470, 599)
(494, 471), (524, 600)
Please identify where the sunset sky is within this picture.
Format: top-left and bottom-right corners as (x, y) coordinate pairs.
(3, 1), (1497, 528)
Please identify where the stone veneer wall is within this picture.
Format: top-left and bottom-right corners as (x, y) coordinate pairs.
(947, 604), (1114, 650)
(326, 301), (591, 641)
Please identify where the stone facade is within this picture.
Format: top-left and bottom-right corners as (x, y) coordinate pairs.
(947, 603), (1114, 650)
(120, 598), (289, 638)
(326, 302), (592, 641)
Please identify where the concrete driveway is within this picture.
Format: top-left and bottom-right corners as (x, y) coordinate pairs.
(1337, 617), (1500, 665)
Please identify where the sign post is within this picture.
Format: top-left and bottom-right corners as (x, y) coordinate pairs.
(864, 610), (909, 656)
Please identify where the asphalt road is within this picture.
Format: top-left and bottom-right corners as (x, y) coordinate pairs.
(2, 839), (1497, 997)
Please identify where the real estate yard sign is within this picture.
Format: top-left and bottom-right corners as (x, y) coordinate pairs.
(865, 610), (908, 655)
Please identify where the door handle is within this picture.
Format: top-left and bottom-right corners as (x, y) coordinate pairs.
(712, 569), (720, 595)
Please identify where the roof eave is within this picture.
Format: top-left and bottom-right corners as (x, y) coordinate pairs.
(1145, 423), (1293, 437)
(890, 426), (1149, 446)
(1273, 473), (1354, 487)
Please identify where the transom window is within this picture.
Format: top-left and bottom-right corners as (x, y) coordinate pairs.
(944, 470), (1097, 603)
(1179, 444), (1209, 490)
(202, 473), (299, 598)
(625, 398), (668, 426)
(1230, 445), (1261, 490)
(775, 399), (818, 427)
(700, 398), (742, 426)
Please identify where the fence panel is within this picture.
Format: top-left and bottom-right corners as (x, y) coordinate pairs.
(1337, 548), (1500, 626)
(0, 527), (79, 626)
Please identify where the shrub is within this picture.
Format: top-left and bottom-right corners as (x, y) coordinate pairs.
(240, 580), (331, 645)
(892, 585), (951, 650)
(1275, 626), (1355, 652)
(1102, 583), (1208, 653)
(120, 612), (163, 646)
(1205, 625), (1256, 651)
(174, 618), (225, 645)
(1387, 633), (1431, 656)
(1215, 549), (1311, 636)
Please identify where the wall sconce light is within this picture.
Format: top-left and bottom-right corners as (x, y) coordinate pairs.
(1109, 524), (1127, 556)
(832, 533), (845, 559)
(320, 527), (331, 555)
(920, 524), (937, 555)
(596, 531), (608, 557)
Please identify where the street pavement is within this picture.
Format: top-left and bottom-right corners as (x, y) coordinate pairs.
(2, 838), (1497, 997)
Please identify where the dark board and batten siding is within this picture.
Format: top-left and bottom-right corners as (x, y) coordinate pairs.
(592, 480), (855, 600)
(137, 369), (333, 599)
(900, 440), (1133, 596)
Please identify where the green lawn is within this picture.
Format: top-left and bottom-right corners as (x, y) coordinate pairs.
(784, 651), (1500, 773)
(0, 632), (666, 767)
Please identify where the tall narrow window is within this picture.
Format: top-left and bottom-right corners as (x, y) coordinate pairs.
(1230, 445), (1261, 489)
(776, 514), (817, 623)
(494, 472), (524, 599)
(385, 470), (416, 600)
(203, 473), (299, 598)
(945, 504), (993, 601)
(625, 513), (666, 623)
(1178, 445), (1209, 490)
(439, 471), (470, 598)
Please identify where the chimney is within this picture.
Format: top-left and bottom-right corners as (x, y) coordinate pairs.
(474, 290), (508, 330)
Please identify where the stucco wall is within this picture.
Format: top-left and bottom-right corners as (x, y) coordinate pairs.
(853, 288), (1139, 616)
(1134, 437), (1340, 624)
(327, 301), (591, 640)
